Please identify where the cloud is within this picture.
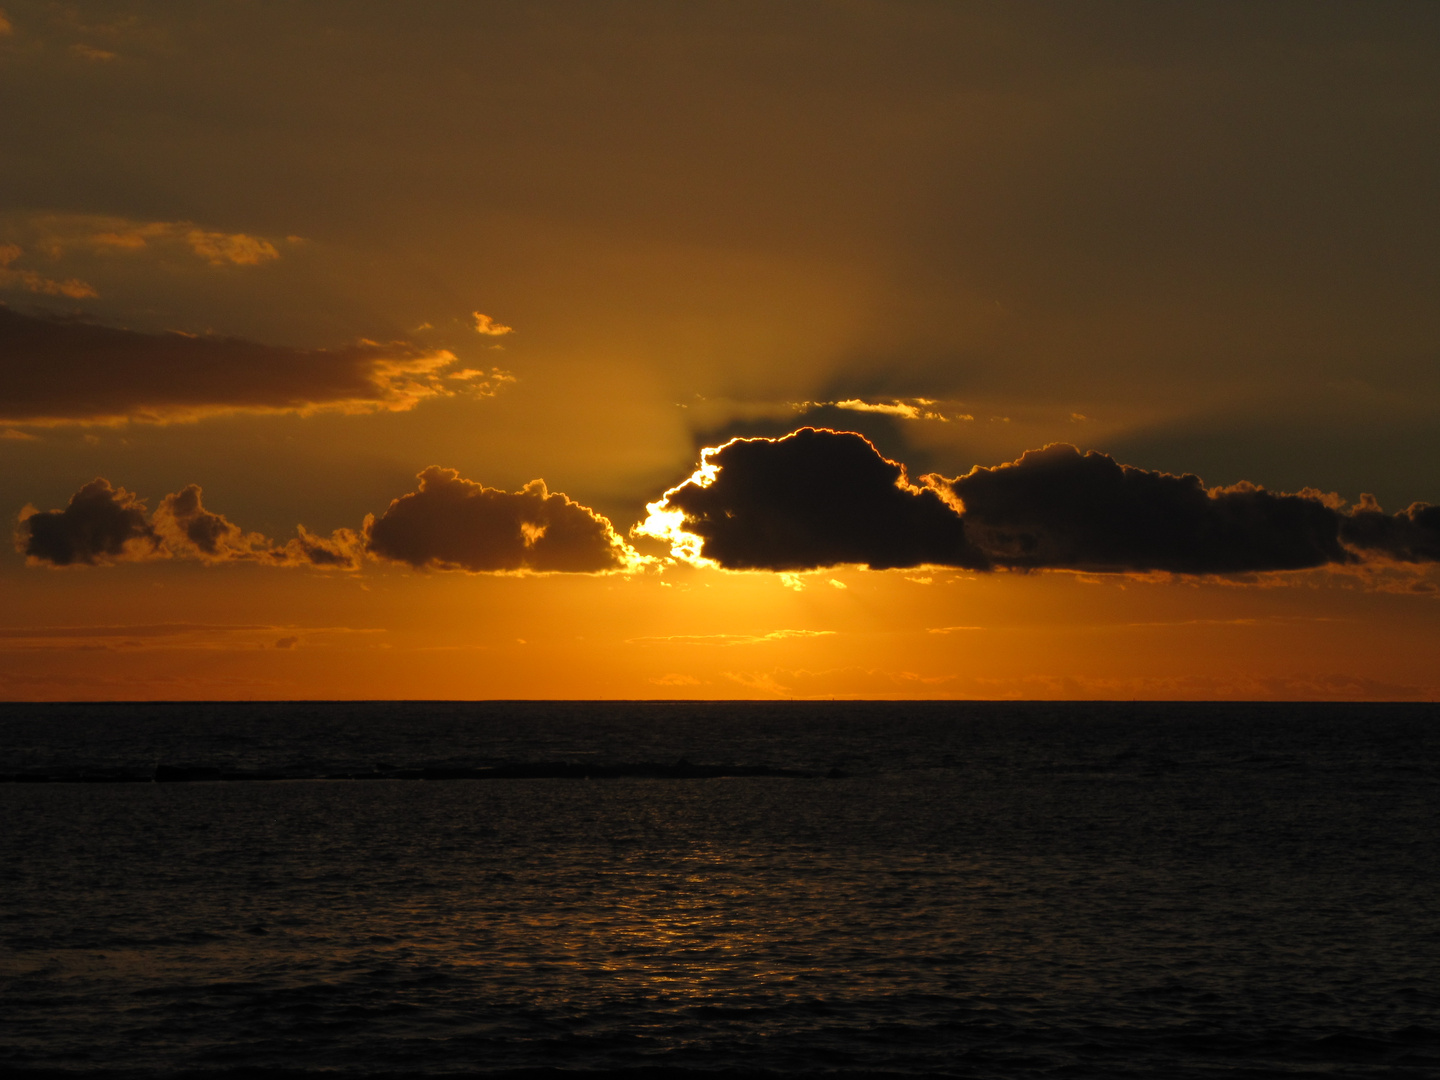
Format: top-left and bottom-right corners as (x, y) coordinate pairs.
(636, 428), (984, 571)
(947, 443), (1353, 574)
(0, 623), (382, 652)
(0, 244), (96, 299)
(628, 629), (835, 646)
(71, 43), (117, 61)
(1338, 495), (1440, 563)
(183, 230), (278, 266)
(832, 397), (952, 421)
(642, 429), (1439, 577)
(16, 479), (160, 566)
(0, 306), (509, 425)
(21, 214), (282, 268)
(473, 312), (514, 336)
(364, 466), (644, 574)
(152, 484), (362, 568)
(0, 12), (11, 37)
(17, 479), (360, 569)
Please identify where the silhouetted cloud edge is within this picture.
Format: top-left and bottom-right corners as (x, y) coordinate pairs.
(17, 468), (649, 577)
(640, 429), (1440, 578)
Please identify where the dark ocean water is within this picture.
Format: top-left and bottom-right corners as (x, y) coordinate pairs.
(1, 701), (1437, 1078)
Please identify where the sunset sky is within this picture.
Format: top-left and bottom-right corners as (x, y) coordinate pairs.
(3, 1), (1438, 700)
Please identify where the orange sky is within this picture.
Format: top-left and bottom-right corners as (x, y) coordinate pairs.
(2, 2), (1439, 700)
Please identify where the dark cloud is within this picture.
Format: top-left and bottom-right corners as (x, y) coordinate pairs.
(639, 428), (983, 572)
(948, 444), (1353, 574)
(16, 479), (160, 566)
(1339, 497), (1440, 563)
(644, 430), (1439, 576)
(691, 405), (931, 475)
(0, 305), (507, 425)
(364, 467), (643, 574)
(18, 480), (360, 569)
(153, 484), (362, 569)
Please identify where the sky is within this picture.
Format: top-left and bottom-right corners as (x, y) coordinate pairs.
(2, 0), (1439, 701)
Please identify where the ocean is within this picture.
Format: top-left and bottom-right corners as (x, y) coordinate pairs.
(1, 701), (1437, 1078)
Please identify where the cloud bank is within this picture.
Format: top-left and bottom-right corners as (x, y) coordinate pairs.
(18, 470), (644, 576)
(642, 429), (1440, 576)
(17, 480), (360, 569)
(949, 444), (1350, 574)
(0, 306), (511, 425)
(364, 467), (644, 574)
(636, 427), (983, 571)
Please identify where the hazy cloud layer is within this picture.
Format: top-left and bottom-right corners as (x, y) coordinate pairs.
(364, 467), (643, 574)
(12, 213), (285, 268)
(638, 428), (984, 571)
(17, 479), (359, 569)
(0, 244), (95, 298)
(644, 429), (1440, 576)
(0, 306), (511, 425)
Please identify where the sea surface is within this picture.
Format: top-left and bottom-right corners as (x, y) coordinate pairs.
(1, 701), (1437, 1078)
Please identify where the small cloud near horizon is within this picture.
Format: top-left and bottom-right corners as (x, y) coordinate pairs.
(365, 467), (645, 575)
(16, 479), (360, 570)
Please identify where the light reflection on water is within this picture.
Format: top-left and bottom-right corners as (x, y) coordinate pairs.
(1, 702), (1438, 1077)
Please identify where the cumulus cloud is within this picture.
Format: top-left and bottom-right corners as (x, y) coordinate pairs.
(636, 428), (984, 571)
(17, 480), (360, 569)
(0, 306), (510, 425)
(642, 429), (1440, 577)
(152, 484), (362, 568)
(16, 479), (160, 566)
(1338, 497), (1440, 563)
(364, 466), (644, 574)
(947, 444), (1352, 574)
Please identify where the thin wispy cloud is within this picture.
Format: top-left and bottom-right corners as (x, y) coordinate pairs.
(628, 629), (836, 646)
(18, 213), (284, 268)
(0, 307), (511, 426)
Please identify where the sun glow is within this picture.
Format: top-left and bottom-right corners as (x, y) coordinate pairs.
(633, 443), (726, 566)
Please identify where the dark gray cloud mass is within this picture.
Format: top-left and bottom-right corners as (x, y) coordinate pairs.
(0, 305), (477, 425)
(17, 478), (161, 566)
(649, 429), (1439, 575)
(364, 467), (641, 574)
(17, 479), (360, 569)
(1339, 497), (1440, 564)
(654, 428), (983, 571)
(948, 444), (1352, 574)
